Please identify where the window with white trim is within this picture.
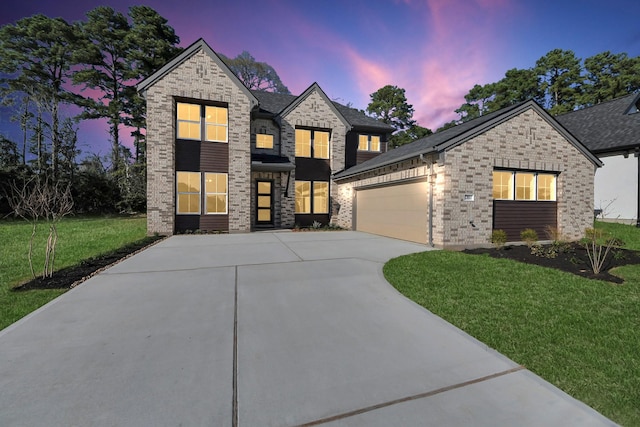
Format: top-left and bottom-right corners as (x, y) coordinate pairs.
(176, 172), (201, 214)
(492, 171), (557, 201)
(176, 102), (228, 142)
(358, 134), (381, 152)
(204, 173), (228, 214)
(176, 172), (229, 215)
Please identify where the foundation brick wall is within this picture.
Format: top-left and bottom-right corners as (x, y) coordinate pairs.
(145, 48), (254, 234)
(280, 89), (347, 225)
(336, 108), (596, 247)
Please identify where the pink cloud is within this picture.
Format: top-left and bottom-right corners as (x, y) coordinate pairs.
(404, 0), (516, 129)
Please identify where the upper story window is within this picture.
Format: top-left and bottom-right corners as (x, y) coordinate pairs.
(493, 170), (556, 201)
(205, 106), (228, 142)
(295, 128), (330, 159)
(256, 133), (274, 149)
(176, 102), (228, 143)
(358, 134), (381, 152)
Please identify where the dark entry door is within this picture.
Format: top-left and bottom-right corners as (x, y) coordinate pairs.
(256, 180), (274, 226)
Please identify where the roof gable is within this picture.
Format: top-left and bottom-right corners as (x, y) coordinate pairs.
(137, 38), (258, 108)
(279, 83), (351, 129)
(335, 100), (602, 180)
(252, 90), (393, 132)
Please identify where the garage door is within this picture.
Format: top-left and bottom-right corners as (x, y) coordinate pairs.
(356, 181), (428, 244)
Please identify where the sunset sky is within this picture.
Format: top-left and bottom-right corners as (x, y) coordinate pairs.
(2, 0), (640, 158)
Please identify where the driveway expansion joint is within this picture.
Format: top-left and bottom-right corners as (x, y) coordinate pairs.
(294, 366), (526, 427)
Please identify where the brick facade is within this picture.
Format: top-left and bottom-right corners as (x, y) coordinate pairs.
(336, 108), (597, 248)
(145, 47), (254, 234)
(280, 88), (348, 225)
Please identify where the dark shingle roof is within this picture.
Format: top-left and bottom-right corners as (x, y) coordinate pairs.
(334, 100), (602, 180)
(556, 94), (640, 154)
(251, 90), (394, 132)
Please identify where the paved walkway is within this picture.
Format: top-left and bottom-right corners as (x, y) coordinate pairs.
(0, 231), (615, 426)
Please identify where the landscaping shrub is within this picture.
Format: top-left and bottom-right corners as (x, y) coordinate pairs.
(520, 228), (538, 247)
(491, 229), (507, 249)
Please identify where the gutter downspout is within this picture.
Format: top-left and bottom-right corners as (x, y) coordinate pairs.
(636, 150), (640, 227)
(421, 153), (434, 247)
(429, 160), (434, 247)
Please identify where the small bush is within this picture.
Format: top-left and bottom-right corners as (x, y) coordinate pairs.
(583, 227), (624, 274)
(491, 229), (508, 249)
(520, 228), (538, 247)
(544, 225), (565, 243)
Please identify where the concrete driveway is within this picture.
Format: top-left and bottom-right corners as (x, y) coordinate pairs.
(0, 231), (614, 426)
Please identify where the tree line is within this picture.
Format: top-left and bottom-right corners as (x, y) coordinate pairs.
(365, 49), (640, 146)
(442, 48), (640, 129)
(0, 6), (181, 214)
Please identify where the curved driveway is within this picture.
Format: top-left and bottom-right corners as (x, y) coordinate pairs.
(0, 231), (614, 426)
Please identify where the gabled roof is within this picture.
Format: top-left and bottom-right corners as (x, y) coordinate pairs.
(251, 89), (394, 132)
(137, 38), (258, 108)
(334, 100), (602, 180)
(279, 82), (350, 129)
(556, 93), (640, 154)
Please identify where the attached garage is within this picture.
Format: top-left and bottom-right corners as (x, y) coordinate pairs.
(355, 180), (429, 244)
(334, 100), (602, 248)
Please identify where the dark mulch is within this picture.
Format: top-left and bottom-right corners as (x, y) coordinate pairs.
(463, 242), (640, 283)
(12, 235), (166, 292)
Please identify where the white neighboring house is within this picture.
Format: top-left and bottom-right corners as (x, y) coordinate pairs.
(558, 93), (640, 225)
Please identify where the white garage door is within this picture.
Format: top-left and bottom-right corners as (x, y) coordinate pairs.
(356, 180), (428, 244)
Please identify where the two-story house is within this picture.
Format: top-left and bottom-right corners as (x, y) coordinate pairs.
(140, 38), (601, 248)
(138, 39), (393, 235)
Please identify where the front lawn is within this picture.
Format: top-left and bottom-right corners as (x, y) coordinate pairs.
(383, 222), (640, 426)
(0, 216), (148, 331)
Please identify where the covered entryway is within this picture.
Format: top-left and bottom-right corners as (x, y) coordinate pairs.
(355, 180), (429, 244)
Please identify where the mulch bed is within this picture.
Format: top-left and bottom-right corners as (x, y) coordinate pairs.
(12, 235), (166, 292)
(463, 242), (640, 283)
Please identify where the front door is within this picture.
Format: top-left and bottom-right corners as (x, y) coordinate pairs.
(256, 180), (274, 226)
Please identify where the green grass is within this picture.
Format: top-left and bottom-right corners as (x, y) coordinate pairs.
(0, 215), (148, 331)
(384, 222), (640, 426)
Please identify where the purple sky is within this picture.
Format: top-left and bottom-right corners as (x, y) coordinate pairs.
(2, 0), (640, 158)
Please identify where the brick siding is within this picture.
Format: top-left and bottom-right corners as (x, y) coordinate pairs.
(145, 48), (253, 234)
(336, 108), (596, 248)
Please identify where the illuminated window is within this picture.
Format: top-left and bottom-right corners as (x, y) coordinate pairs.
(177, 103), (201, 140)
(358, 134), (381, 152)
(515, 173), (536, 200)
(205, 106), (228, 142)
(537, 174), (556, 201)
(493, 170), (557, 201)
(204, 173), (228, 214)
(176, 172), (201, 214)
(314, 131), (329, 159)
(296, 128), (329, 158)
(370, 135), (381, 152)
(313, 182), (329, 214)
(358, 135), (368, 150)
(177, 102), (228, 142)
(295, 181), (311, 213)
(296, 181), (329, 214)
(295, 129), (311, 157)
(492, 171), (514, 200)
(256, 133), (273, 149)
